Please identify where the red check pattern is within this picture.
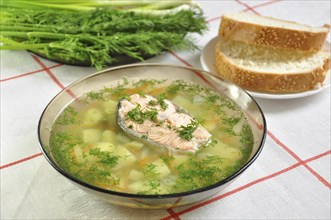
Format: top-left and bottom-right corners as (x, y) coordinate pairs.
(163, 2), (330, 219)
(1, 1), (330, 219)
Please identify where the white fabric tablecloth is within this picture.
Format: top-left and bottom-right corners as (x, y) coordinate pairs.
(1, 1), (330, 219)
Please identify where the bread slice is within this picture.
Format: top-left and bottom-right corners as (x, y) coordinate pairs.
(219, 12), (330, 52)
(214, 37), (330, 93)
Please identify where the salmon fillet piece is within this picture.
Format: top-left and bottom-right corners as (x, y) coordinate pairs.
(117, 94), (212, 153)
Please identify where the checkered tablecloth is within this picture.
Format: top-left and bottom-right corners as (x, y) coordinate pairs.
(1, 1), (330, 219)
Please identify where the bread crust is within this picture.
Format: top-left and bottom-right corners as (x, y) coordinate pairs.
(214, 41), (330, 93)
(219, 14), (330, 52)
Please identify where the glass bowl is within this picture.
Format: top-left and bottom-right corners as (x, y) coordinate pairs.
(38, 63), (266, 209)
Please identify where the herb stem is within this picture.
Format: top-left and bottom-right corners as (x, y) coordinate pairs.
(0, 44), (50, 50)
(0, 25), (53, 32)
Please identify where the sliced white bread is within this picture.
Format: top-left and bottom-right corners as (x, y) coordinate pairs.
(214, 37), (330, 93)
(219, 12), (330, 52)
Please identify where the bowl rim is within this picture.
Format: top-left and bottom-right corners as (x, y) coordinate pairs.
(38, 63), (267, 199)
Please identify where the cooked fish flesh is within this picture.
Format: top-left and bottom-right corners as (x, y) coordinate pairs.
(117, 94), (212, 153)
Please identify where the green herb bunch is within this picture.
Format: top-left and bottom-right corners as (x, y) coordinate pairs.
(0, 3), (207, 69)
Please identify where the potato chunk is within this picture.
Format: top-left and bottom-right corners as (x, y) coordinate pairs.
(150, 159), (171, 179)
(103, 100), (117, 114)
(128, 169), (144, 182)
(101, 130), (116, 142)
(83, 108), (103, 125)
(92, 142), (115, 153)
(113, 146), (137, 169)
(82, 128), (101, 143)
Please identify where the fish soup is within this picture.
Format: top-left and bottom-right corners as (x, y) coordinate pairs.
(50, 78), (254, 195)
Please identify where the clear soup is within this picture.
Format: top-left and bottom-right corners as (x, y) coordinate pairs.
(50, 78), (254, 195)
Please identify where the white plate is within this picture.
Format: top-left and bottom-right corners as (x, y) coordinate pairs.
(200, 37), (330, 99)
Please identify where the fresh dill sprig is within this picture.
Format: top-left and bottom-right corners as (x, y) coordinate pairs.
(0, 7), (207, 69)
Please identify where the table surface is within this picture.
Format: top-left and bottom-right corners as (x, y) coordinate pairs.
(1, 1), (330, 219)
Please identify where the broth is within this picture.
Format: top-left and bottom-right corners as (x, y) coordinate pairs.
(49, 78), (254, 195)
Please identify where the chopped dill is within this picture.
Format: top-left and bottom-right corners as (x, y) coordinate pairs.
(102, 77), (130, 100)
(166, 80), (200, 95)
(89, 148), (120, 168)
(133, 79), (166, 87)
(79, 165), (120, 187)
(50, 131), (76, 148)
(147, 94), (168, 110)
(126, 104), (158, 124)
(145, 179), (161, 191)
(126, 104), (144, 124)
(143, 163), (160, 177)
(240, 124), (254, 156)
(222, 116), (242, 127)
(86, 91), (105, 101)
(138, 92), (146, 98)
(206, 94), (218, 104)
(48, 77), (254, 195)
(177, 119), (199, 141)
(122, 95), (130, 101)
(138, 179), (161, 195)
(143, 108), (158, 122)
(220, 127), (239, 136)
(100, 112), (114, 122)
(202, 139), (218, 149)
(56, 106), (79, 125)
(156, 121), (164, 127)
(80, 165), (109, 183)
(148, 100), (158, 106)
(160, 155), (175, 166)
(50, 131), (81, 170)
(157, 94), (168, 110)
(173, 156), (224, 192)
